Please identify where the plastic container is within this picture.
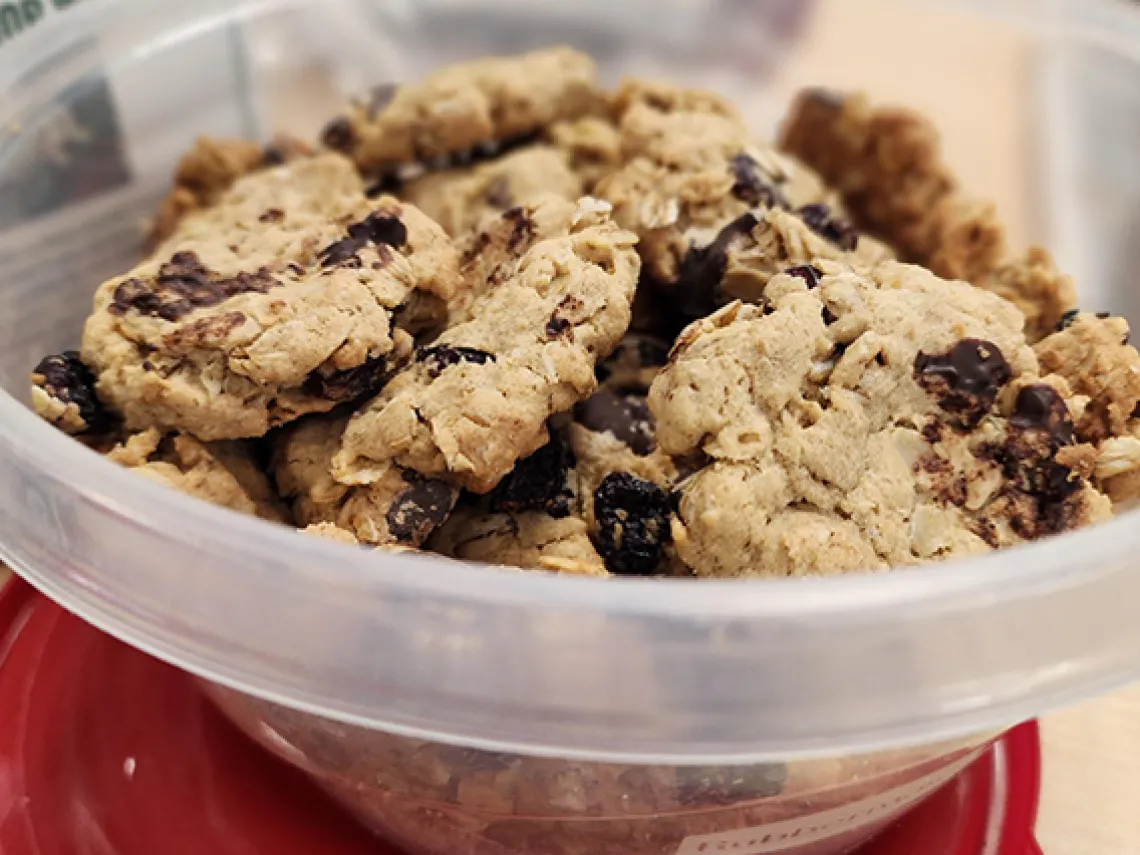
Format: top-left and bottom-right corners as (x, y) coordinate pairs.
(0, 0), (1138, 853)
(0, 577), (1044, 855)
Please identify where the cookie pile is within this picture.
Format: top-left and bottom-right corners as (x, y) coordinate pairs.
(30, 48), (1140, 578)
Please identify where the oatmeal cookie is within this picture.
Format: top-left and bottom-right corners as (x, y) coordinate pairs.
(546, 116), (623, 191)
(106, 428), (289, 523)
(430, 338), (679, 578)
(333, 196), (640, 494)
(779, 89), (964, 270)
(982, 248), (1079, 344)
(321, 47), (603, 175)
(430, 506), (608, 577)
(148, 135), (313, 249)
(83, 154), (461, 441)
(779, 89), (1079, 344)
(276, 415), (458, 548)
(429, 433), (606, 576)
(1034, 312), (1140, 506)
(651, 261), (1112, 578)
(401, 145), (583, 237)
(597, 93), (874, 322)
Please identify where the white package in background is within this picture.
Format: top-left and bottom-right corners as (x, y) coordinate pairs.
(0, 5), (266, 377)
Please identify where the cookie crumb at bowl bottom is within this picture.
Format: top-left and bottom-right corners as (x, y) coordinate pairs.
(206, 684), (995, 855)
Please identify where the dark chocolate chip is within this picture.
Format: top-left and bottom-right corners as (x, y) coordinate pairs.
(729, 153), (785, 208)
(1096, 311), (1112, 320)
(260, 146), (286, 167)
(259, 208), (285, 224)
(1056, 310), (1080, 332)
(110, 252), (279, 321)
(797, 203), (859, 252)
(31, 352), (111, 434)
(416, 345), (495, 379)
(488, 435), (576, 518)
(319, 212), (408, 269)
(575, 390), (656, 456)
(593, 473), (673, 577)
(1010, 384), (1075, 447)
(320, 117), (356, 153)
(676, 764), (788, 807)
(503, 206), (538, 254)
(786, 264), (822, 288)
(1132, 401), (1140, 421)
(821, 306), (838, 325)
(915, 339), (1012, 428)
(672, 213), (760, 321)
(545, 316), (572, 339)
(365, 173), (403, 199)
(302, 356), (388, 402)
(386, 475), (457, 545)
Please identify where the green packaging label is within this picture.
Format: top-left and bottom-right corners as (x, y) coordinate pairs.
(0, 0), (83, 48)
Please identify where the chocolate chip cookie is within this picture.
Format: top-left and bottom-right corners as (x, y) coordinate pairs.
(651, 260), (1112, 578)
(83, 153), (461, 441)
(276, 415), (458, 548)
(321, 47), (603, 175)
(401, 145), (583, 237)
(333, 196), (640, 494)
(779, 89), (1077, 342)
(106, 428), (289, 523)
(596, 88), (878, 323)
(149, 135), (313, 249)
(1034, 312), (1140, 506)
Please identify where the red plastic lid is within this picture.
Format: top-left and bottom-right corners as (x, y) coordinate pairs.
(0, 578), (1042, 855)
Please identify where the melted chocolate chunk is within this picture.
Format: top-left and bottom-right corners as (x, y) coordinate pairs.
(672, 213), (760, 321)
(416, 345), (495, 379)
(676, 764), (788, 806)
(575, 390), (656, 456)
(386, 475), (457, 545)
(302, 356), (388, 402)
(32, 352), (111, 434)
(1010, 384), (1075, 447)
(797, 203), (859, 251)
(1000, 385), (1081, 528)
(545, 316), (572, 339)
(503, 206), (538, 254)
(320, 117), (356, 153)
(915, 339), (1012, 428)
(110, 252), (279, 321)
(729, 153), (785, 208)
(365, 173), (403, 199)
(1132, 401), (1140, 421)
(489, 435), (576, 518)
(593, 473), (673, 577)
(786, 264), (823, 288)
(320, 212), (408, 269)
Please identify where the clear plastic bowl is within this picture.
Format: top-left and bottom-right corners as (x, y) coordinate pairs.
(1, 0), (1140, 853)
